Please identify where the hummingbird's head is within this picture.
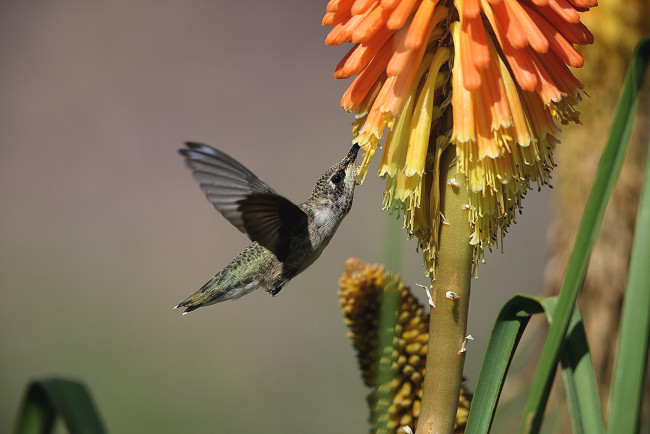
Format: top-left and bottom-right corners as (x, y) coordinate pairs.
(309, 144), (360, 215)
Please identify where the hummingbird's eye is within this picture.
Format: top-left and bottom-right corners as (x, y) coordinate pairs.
(330, 172), (343, 185)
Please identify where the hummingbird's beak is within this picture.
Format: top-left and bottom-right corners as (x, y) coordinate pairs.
(345, 144), (360, 165)
(345, 144), (361, 185)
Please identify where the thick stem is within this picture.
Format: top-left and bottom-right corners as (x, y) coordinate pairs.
(416, 148), (473, 434)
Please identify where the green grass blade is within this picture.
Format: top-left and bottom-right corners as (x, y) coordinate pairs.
(465, 295), (544, 434)
(14, 377), (106, 434)
(607, 40), (650, 434)
(520, 37), (650, 434)
(541, 298), (604, 434)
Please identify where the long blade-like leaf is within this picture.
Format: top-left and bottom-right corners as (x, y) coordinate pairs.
(14, 377), (106, 434)
(465, 295), (544, 434)
(607, 39), (650, 434)
(467, 295), (604, 434)
(520, 37), (650, 434)
(541, 298), (604, 434)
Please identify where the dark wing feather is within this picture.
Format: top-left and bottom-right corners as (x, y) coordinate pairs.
(238, 193), (309, 261)
(180, 142), (307, 259)
(180, 142), (277, 233)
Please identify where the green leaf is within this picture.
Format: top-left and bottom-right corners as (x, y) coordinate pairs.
(520, 37), (650, 434)
(14, 377), (106, 434)
(543, 299), (604, 434)
(467, 295), (605, 434)
(465, 294), (544, 434)
(606, 39), (650, 434)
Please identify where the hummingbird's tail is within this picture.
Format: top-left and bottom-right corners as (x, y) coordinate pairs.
(173, 303), (200, 314)
(173, 276), (221, 315)
(173, 274), (262, 315)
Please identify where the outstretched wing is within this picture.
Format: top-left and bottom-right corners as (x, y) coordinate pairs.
(238, 193), (308, 261)
(180, 142), (308, 260)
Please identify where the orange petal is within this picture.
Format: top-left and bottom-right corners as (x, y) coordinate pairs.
(352, 4), (391, 42)
(405, 0), (438, 49)
(503, 0), (549, 53)
(354, 78), (384, 117)
(387, 23), (421, 76)
(496, 54), (532, 147)
(481, 0), (538, 90)
(452, 80), (476, 144)
(482, 40), (513, 130)
(528, 49), (562, 103)
(463, 0), (481, 19)
(340, 41), (394, 110)
(387, 0), (421, 30)
(490, 0), (527, 49)
(327, 0), (355, 13)
(473, 87), (499, 159)
(322, 10), (351, 26)
(351, 0), (378, 15)
(539, 49), (583, 96)
(334, 44), (358, 79)
(325, 14), (364, 45)
(504, 46), (539, 92)
(459, 18), (482, 90)
(451, 22), (476, 144)
(356, 76), (396, 140)
(381, 0), (401, 9)
(323, 12), (335, 25)
(383, 39), (431, 115)
(538, 4), (593, 44)
(546, 0), (580, 23)
(336, 28), (393, 78)
(566, 0), (598, 9)
(465, 15), (490, 70)
(522, 4), (583, 67)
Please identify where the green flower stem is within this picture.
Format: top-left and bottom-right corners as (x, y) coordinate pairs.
(416, 148), (473, 434)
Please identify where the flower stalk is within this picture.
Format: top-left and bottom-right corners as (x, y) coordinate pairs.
(416, 148), (473, 434)
(322, 0), (597, 431)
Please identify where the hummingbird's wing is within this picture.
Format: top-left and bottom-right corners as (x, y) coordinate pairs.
(181, 142), (308, 260)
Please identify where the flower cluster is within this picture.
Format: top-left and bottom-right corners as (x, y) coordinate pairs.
(324, 0), (595, 275)
(339, 258), (471, 433)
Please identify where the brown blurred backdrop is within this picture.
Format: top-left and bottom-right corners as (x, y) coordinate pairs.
(0, 1), (553, 432)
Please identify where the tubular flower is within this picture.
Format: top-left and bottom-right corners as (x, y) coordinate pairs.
(339, 258), (472, 433)
(324, 0), (596, 275)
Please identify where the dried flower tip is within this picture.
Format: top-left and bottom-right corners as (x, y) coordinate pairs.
(448, 177), (460, 189)
(458, 335), (474, 354)
(445, 290), (460, 301)
(415, 283), (435, 308)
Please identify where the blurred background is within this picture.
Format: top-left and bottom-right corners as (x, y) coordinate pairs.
(0, 1), (555, 432)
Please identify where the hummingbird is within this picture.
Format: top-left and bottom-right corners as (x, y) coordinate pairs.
(174, 142), (360, 314)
